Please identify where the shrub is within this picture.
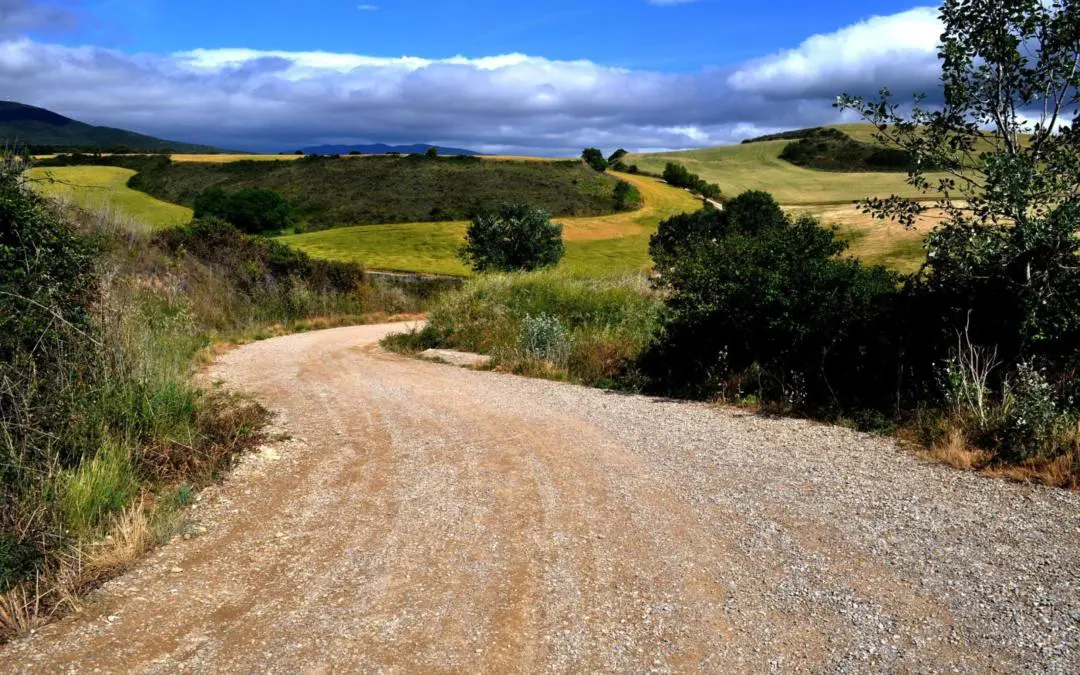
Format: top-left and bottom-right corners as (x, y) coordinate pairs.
(581, 148), (608, 172)
(607, 148), (628, 164)
(193, 187), (296, 234)
(518, 313), (573, 366)
(661, 162), (722, 201)
(459, 204), (565, 273)
(612, 180), (641, 211)
(643, 190), (902, 409)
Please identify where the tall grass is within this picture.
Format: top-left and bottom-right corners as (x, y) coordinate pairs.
(386, 269), (661, 388)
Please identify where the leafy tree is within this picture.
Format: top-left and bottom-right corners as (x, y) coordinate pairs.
(608, 148), (628, 163)
(581, 148), (608, 172)
(193, 187), (296, 234)
(425, 146), (439, 159)
(459, 204), (565, 273)
(837, 0), (1080, 398)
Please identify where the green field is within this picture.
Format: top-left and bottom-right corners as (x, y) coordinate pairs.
(281, 172), (703, 277)
(627, 139), (945, 206)
(29, 166), (192, 229)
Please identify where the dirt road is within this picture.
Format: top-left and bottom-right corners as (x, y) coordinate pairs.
(3, 323), (1078, 672)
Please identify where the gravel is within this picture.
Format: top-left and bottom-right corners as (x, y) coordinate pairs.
(2, 323), (1077, 673)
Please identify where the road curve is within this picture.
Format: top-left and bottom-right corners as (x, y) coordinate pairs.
(2, 323), (1078, 672)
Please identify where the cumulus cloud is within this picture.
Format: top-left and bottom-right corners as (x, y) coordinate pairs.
(729, 7), (942, 99)
(0, 6), (946, 154)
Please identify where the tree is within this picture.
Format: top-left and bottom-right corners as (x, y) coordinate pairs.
(581, 148), (608, 172)
(837, 0), (1080, 397)
(459, 204), (565, 273)
(193, 187), (296, 234)
(608, 148), (628, 164)
(425, 146), (439, 159)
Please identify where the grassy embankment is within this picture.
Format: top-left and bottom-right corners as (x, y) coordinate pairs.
(281, 171), (702, 277)
(386, 269), (660, 387)
(1, 181), (431, 640)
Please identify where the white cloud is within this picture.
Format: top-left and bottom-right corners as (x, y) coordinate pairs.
(0, 7), (948, 154)
(357, 4), (378, 10)
(729, 7), (941, 97)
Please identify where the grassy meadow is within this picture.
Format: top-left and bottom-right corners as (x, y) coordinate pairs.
(280, 172), (702, 277)
(29, 166), (192, 229)
(627, 139), (945, 206)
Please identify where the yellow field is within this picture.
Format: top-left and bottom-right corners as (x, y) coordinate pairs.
(29, 166), (192, 229)
(281, 172), (703, 277)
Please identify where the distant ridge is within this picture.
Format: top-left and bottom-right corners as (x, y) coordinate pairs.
(297, 143), (481, 156)
(0, 101), (220, 153)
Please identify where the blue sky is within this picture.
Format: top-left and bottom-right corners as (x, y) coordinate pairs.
(61, 0), (921, 70)
(3, 0), (945, 153)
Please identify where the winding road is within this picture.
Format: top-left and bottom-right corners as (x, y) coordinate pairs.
(2, 323), (1078, 672)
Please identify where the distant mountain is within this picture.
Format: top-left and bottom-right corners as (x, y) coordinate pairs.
(0, 101), (220, 153)
(297, 143), (481, 156)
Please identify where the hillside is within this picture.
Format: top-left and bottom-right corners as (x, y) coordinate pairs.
(299, 143), (480, 156)
(279, 170), (701, 276)
(626, 125), (947, 205)
(112, 155), (625, 230)
(0, 101), (219, 153)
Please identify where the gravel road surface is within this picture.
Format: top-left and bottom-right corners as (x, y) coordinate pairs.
(2, 322), (1077, 672)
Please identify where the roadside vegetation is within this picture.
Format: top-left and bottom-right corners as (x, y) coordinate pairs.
(386, 271), (659, 388)
(390, 0), (1080, 488)
(0, 164), (432, 640)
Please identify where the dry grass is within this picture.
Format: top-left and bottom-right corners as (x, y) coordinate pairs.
(0, 502), (153, 640)
(919, 425), (992, 471)
(788, 203), (948, 273)
(915, 420), (1080, 490)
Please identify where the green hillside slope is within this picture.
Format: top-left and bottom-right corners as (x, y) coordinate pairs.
(116, 155), (626, 230)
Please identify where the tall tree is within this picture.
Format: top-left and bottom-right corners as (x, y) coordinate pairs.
(837, 0), (1080, 372)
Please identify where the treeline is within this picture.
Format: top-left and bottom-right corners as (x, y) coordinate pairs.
(661, 162), (723, 201)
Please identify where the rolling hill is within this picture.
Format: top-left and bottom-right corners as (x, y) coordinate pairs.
(0, 101), (219, 153)
(85, 154), (629, 230)
(626, 124), (946, 205)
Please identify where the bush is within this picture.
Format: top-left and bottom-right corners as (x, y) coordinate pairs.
(459, 204), (565, 273)
(581, 148), (608, 172)
(193, 187), (296, 234)
(643, 190), (902, 409)
(607, 148), (628, 164)
(661, 162), (722, 201)
(612, 180), (641, 211)
(518, 313), (573, 366)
